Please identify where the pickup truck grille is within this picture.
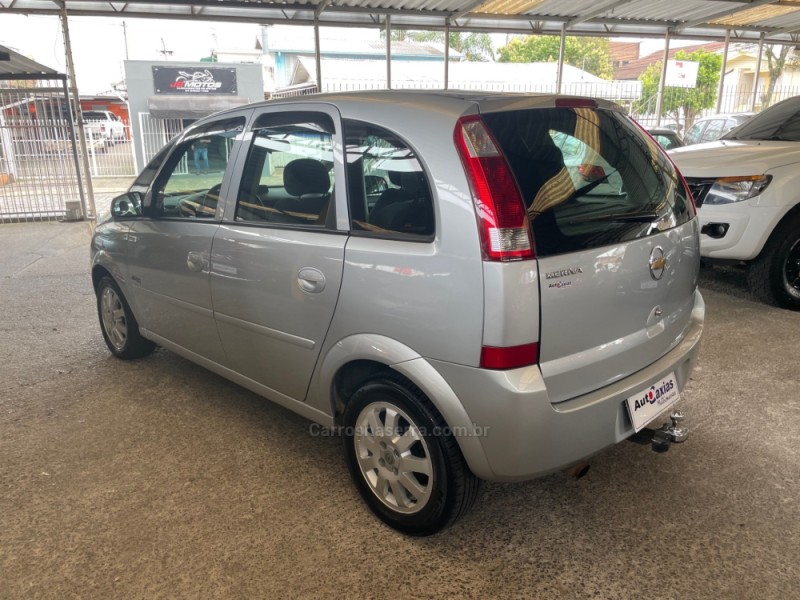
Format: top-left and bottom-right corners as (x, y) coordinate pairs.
(684, 177), (716, 208)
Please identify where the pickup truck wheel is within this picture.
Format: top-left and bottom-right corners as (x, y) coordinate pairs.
(342, 376), (480, 536)
(96, 276), (156, 359)
(746, 214), (800, 310)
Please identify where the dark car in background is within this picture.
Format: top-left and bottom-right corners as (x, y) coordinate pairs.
(647, 127), (684, 151)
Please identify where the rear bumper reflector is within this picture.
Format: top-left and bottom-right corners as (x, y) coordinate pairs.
(480, 343), (539, 370)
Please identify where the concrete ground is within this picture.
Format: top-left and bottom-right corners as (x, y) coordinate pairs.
(1, 221), (798, 599)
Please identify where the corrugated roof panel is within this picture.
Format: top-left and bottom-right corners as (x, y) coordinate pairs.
(474, 0), (547, 15)
(4, 0), (800, 43)
(0, 44), (60, 77)
(712, 4), (800, 27)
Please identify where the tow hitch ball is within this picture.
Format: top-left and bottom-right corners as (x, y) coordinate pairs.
(629, 411), (689, 453)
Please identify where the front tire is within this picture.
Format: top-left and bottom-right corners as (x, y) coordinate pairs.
(96, 276), (156, 359)
(342, 375), (480, 536)
(746, 214), (800, 310)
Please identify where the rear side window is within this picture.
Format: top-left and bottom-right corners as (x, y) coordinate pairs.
(701, 119), (724, 142)
(235, 113), (335, 227)
(684, 122), (704, 144)
(483, 107), (693, 258)
(343, 119), (434, 238)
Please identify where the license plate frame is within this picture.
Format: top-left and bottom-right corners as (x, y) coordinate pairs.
(626, 372), (680, 432)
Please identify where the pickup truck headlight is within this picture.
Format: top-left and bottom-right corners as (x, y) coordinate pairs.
(704, 175), (772, 205)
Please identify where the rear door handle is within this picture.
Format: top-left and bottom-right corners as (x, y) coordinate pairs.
(298, 267), (326, 293)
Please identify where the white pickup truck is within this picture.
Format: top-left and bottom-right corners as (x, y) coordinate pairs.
(82, 110), (126, 146)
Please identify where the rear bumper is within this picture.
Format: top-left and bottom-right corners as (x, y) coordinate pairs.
(428, 290), (705, 482)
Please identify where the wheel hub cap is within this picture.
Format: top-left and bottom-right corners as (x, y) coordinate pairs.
(353, 401), (433, 515)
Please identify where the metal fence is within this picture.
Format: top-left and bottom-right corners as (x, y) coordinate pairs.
(138, 112), (184, 166)
(0, 78), (86, 223)
(83, 122), (136, 178)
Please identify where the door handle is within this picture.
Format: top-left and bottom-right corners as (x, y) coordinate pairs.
(186, 251), (206, 272)
(298, 267), (326, 293)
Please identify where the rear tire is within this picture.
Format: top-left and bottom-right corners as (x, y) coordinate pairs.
(342, 375), (480, 536)
(96, 276), (156, 359)
(746, 214), (800, 310)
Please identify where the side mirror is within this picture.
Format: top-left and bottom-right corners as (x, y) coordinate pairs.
(111, 192), (143, 219)
(365, 175), (388, 195)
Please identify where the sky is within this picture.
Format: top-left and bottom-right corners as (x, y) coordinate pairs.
(1, 13), (696, 95)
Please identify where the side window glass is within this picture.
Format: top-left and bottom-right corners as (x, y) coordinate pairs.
(701, 119), (724, 142)
(684, 122), (703, 144)
(235, 113), (334, 227)
(343, 119), (434, 238)
(151, 117), (244, 219)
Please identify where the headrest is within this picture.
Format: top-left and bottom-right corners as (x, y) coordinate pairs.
(400, 172), (425, 197)
(387, 171), (403, 186)
(284, 159), (330, 197)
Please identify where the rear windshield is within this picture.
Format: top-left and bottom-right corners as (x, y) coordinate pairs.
(724, 99), (800, 141)
(483, 107), (693, 258)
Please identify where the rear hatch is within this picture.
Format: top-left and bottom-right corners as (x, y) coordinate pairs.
(483, 103), (699, 403)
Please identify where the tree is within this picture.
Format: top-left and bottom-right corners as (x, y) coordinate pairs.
(635, 48), (721, 131)
(390, 30), (494, 62)
(497, 35), (613, 79)
(762, 45), (799, 108)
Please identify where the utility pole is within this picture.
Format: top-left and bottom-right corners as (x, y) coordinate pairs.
(122, 21), (129, 60)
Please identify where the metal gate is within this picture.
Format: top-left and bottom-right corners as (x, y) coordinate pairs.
(139, 112), (184, 166)
(0, 77), (86, 223)
(84, 120), (137, 178)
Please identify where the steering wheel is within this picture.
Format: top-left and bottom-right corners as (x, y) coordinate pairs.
(203, 183), (223, 207)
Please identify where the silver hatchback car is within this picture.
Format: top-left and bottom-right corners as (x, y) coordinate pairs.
(92, 91), (704, 535)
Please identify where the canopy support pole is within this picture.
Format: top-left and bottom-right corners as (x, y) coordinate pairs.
(60, 6), (95, 220)
(385, 15), (392, 90)
(751, 32), (765, 111)
(556, 23), (566, 94)
(314, 20), (322, 91)
(444, 20), (450, 90)
(655, 31), (670, 127)
(716, 29), (731, 113)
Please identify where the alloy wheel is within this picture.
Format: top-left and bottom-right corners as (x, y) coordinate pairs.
(353, 401), (433, 514)
(100, 286), (128, 350)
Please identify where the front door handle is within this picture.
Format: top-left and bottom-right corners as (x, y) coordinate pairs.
(187, 251), (206, 272)
(298, 267), (326, 293)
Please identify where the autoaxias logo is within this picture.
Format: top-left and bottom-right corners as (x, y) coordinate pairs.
(170, 70), (223, 92)
(632, 380), (675, 412)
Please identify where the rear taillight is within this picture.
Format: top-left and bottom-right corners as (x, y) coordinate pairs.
(634, 121), (697, 216)
(454, 115), (534, 262)
(480, 343), (539, 370)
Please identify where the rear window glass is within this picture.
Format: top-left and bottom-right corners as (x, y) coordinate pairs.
(483, 107), (693, 258)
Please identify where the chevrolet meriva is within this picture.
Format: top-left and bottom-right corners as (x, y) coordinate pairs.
(92, 92), (704, 535)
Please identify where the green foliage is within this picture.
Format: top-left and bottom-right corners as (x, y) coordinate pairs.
(635, 49), (721, 129)
(391, 30), (494, 62)
(496, 36), (613, 79)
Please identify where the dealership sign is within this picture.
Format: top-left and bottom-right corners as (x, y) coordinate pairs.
(153, 67), (238, 95)
(665, 60), (699, 88)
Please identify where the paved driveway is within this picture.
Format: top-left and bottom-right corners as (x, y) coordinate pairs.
(1, 222), (798, 599)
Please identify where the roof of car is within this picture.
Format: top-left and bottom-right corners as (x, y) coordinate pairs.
(646, 127), (680, 135)
(695, 112), (754, 122)
(204, 90), (623, 124)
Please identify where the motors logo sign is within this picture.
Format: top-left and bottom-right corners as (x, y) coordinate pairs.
(153, 66), (237, 95)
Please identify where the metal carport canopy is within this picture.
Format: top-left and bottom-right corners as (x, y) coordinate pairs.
(3, 0), (800, 43)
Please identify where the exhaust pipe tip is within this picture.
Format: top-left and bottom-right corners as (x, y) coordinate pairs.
(563, 462), (591, 480)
